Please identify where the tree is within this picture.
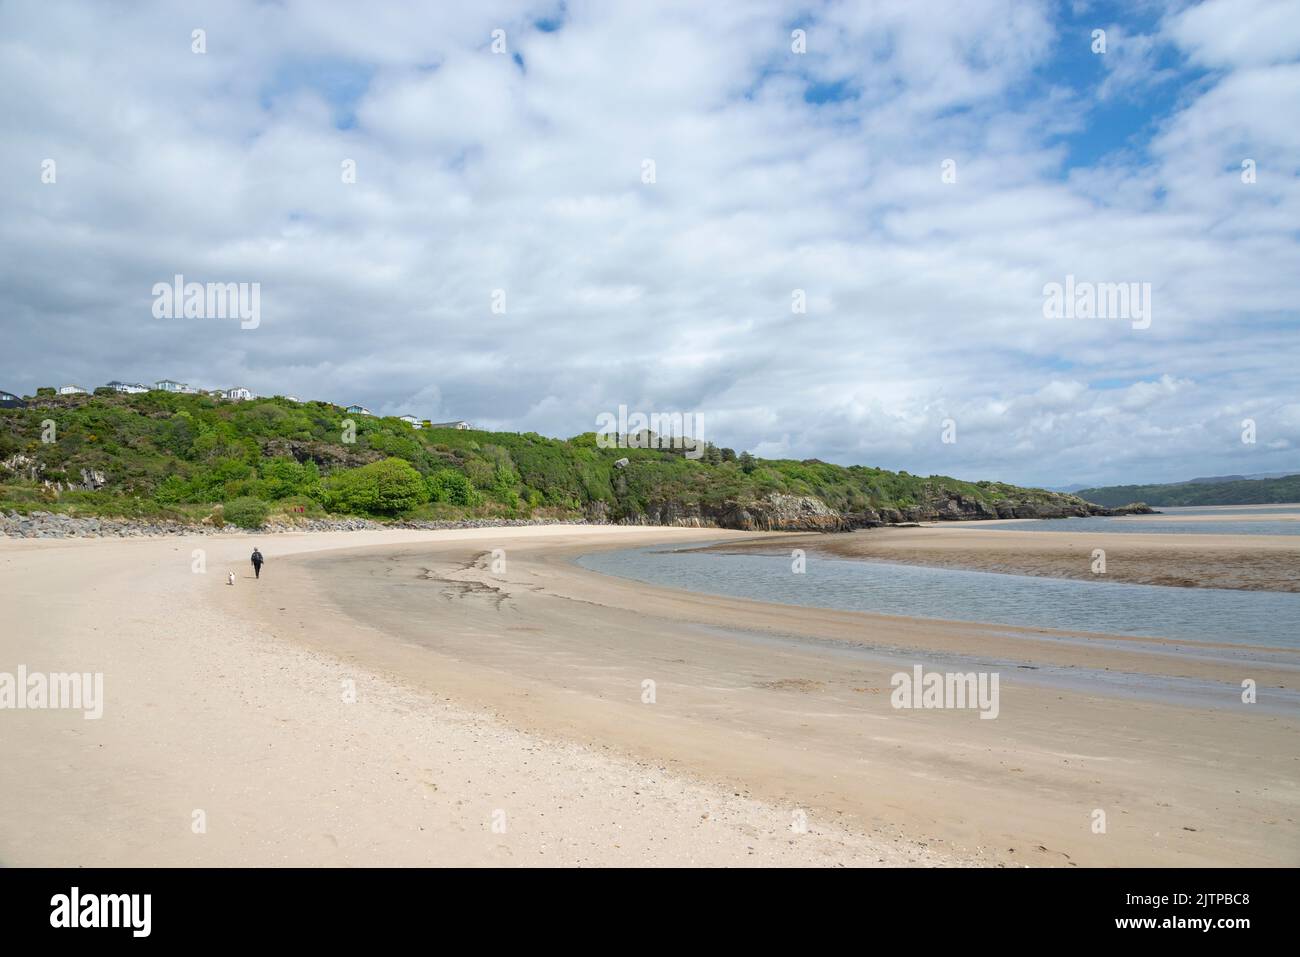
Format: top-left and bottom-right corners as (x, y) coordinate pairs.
(427, 469), (478, 506)
(259, 456), (321, 499)
(326, 458), (427, 515)
(739, 451), (756, 474)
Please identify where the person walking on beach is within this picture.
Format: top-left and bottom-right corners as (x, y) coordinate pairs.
(251, 547), (264, 580)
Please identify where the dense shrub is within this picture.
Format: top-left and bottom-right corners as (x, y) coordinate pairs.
(223, 496), (270, 528)
(326, 458), (427, 516)
(258, 456), (323, 500)
(155, 475), (188, 505)
(427, 469), (479, 506)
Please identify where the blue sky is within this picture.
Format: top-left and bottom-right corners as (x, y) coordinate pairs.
(1, 0), (1297, 487)
(261, 58), (376, 130)
(1050, 2), (1186, 167)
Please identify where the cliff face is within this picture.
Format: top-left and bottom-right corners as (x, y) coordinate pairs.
(721, 494), (845, 531)
(611, 495), (834, 530)
(609, 490), (1153, 532)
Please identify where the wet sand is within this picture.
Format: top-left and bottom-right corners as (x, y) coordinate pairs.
(705, 524), (1300, 592)
(2, 525), (1297, 867)
(262, 529), (1298, 866)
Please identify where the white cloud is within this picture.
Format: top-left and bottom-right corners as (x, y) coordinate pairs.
(0, 0), (1296, 487)
(1165, 0), (1300, 68)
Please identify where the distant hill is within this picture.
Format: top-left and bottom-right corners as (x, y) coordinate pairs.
(1185, 471), (1297, 485)
(1078, 473), (1300, 508)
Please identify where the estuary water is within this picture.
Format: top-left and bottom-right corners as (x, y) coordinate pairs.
(576, 543), (1300, 647)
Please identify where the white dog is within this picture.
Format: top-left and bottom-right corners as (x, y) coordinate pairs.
(227, 571), (236, 586)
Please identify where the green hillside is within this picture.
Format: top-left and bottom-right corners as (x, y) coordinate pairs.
(1, 391), (1107, 528)
(1078, 474), (1300, 508)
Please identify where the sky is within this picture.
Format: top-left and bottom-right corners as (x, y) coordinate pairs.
(1, 0), (1298, 488)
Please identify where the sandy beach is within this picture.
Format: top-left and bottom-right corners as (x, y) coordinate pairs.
(2, 525), (1297, 867)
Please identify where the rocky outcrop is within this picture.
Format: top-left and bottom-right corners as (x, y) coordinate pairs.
(76, 468), (108, 491)
(992, 499), (1090, 519)
(1101, 501), (1155, 516)
(615, 494), (843, 531)
(1, 453), (43, 481)
(989, 499), (1155, 519)
(259, 438), (386, 469)
(3, 455), (108, 494)
(843, 494), (1001, 527)
(39, 468), (109, 495)
(714, 494), (843, 531)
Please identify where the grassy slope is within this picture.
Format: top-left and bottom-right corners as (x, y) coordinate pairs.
(1078, 474), (1300, 508)
(1, 392), (1088, 524)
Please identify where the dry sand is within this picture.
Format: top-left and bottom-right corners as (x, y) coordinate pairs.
(0, 528), (961, 867)
(1, 525), (1297, 867)
(711, 523), (1300, 591)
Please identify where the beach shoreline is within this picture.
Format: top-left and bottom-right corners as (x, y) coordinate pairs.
(3, 525), (1297, 867)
